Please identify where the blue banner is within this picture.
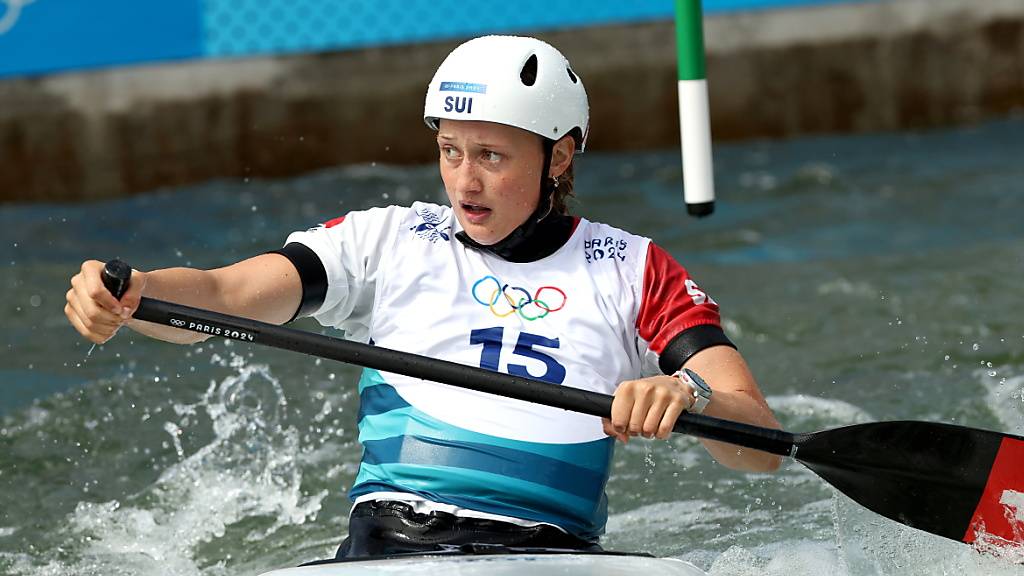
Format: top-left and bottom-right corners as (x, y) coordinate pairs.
(0, 0), (201, 77)
(199, 0), (676, 57)
(0, 0), (858, 78)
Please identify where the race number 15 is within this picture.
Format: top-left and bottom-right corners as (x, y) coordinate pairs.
(469, 327), (566, 385)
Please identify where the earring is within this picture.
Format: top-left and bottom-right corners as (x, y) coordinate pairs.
(552, 176), (560, 189)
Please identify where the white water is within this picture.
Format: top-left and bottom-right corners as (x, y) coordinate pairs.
(4, 359), (1022, 576)
(1, 358), (329, 576)
(980, 371), (1024, 435)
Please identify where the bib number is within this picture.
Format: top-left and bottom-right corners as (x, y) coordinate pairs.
(469, 327), (566, 385)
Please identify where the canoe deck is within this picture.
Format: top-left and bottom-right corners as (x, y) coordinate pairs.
(258, 553), (708, 575)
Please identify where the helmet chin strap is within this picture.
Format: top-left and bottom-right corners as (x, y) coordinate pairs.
(531, 137), (558, 222)
(455, 139), (573, 263)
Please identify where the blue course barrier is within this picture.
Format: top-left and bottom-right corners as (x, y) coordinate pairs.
(0, 0), (202, 77)
(0, 0), (857, 78)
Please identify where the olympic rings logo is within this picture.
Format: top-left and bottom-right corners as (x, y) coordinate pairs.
(471, 275), (567, 321)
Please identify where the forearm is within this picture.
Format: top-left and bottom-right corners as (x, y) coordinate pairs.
(125, 267), (220, 344)
(684, 345), (783, 472)
(700, 389), (782, 472)
(125, 255), (302, 344)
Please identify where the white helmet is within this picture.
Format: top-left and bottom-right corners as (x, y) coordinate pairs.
(424, 35), (589, 153)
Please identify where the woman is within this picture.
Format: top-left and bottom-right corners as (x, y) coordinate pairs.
(65, 35), (781, 557)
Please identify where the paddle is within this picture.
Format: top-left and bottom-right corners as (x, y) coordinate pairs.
(100, 259), (1024, 549)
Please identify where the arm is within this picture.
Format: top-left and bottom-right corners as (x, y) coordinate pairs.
(68, 207), (400, 346)
(604, 346), (782, 472)
(678, 345), (782, 471)
(605, 241), (782, 472)
(65, 254), (302, 345)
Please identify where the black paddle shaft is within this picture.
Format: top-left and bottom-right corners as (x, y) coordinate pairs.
(97, 260), (794, 456)
(129, 295), (798, 457)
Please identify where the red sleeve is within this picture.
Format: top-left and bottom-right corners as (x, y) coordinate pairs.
(323, 215), (346, 228)
(636, 242), (722, 355)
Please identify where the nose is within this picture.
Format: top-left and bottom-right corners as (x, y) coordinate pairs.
(452, 157), (482, 197)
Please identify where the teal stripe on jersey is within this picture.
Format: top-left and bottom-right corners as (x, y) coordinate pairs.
(361, 435), (606, 501)
(357, 367), (388, 393)
(351, 462), (607, 539)
(350, 368), (615, 539)
(358, 379), (410, 421)
(356, 390), (614, 464)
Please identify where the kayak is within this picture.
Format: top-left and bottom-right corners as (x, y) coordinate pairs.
(257, 552), (707, 575)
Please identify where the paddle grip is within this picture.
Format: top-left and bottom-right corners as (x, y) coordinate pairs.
(101, 259), (132, 300)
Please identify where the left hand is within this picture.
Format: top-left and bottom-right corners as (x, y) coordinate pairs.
(603, 375), (692, 442)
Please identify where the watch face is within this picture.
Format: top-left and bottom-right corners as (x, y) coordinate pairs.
(684, 369), (712, 396)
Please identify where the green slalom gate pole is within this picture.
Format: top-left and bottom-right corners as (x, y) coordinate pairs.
(675, 0), (715, 217)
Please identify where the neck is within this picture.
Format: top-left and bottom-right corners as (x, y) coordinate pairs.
(455, 206), (574, 263)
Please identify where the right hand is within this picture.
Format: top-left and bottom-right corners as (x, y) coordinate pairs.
(65, 260), (147, 344)
(603, 374), (693, 443)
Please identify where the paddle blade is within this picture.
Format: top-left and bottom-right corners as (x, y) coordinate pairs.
(793, 421), (1024, 546)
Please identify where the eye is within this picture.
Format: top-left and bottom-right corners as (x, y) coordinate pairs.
(483, 150), (502, 163)
(440, 145), (460, 160)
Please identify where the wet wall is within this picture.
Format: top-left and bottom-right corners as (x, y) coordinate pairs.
(1, 0), (1022, 202)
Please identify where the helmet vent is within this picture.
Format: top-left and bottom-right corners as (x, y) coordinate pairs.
(566, 66), (578, 83)
(520, 54), (538, 86)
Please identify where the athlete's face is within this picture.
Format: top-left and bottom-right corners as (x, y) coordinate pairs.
(437, 120), (544, 246)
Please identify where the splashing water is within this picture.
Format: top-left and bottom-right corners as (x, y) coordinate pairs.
(0, 358), (327, 576)
(830, 488), (1024, 576)
(969, 490), (1024, 564)
(979, 371), (1024, 436)
(1000, 491), (1024, 537)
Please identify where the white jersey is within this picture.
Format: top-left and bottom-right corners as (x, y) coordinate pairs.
(283, 201), (726, 539)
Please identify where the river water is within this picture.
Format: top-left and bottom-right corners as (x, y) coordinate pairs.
(1, 117), (1023, 575)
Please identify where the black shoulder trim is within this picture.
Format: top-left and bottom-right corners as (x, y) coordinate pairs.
(658, 324), (737, 375)
(268, 242), (328, 322)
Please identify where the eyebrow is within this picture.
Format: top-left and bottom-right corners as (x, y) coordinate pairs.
(436, 135), (505, 150)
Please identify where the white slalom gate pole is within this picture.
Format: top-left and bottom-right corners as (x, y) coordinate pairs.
(675, 0), (715, 217)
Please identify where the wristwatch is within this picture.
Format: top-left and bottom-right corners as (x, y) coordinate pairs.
(673, 368), (712, 414)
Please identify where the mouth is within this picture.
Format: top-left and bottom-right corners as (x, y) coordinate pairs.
(460, 202), (492, 220)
